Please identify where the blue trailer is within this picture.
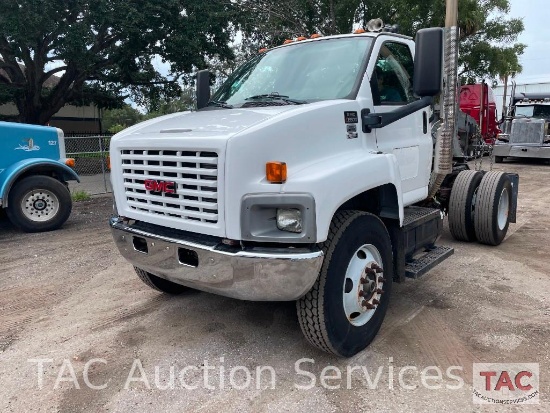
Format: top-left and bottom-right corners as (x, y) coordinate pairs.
(0, 121), (80, 232)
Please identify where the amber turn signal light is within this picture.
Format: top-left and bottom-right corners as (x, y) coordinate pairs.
(266, 161), (287, 184)
(65, 158), (75, 168)
(106, 156), (111, 170)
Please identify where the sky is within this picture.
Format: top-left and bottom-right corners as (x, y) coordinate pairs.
(506, 0), (550, 85)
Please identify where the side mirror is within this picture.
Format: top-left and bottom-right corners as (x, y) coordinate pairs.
(196, 70), (211, 110)
(413, 28), (443, 97)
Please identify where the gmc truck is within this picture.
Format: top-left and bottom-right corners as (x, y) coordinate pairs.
(0, 121), (79, 232)
(109, 13), (518, 357)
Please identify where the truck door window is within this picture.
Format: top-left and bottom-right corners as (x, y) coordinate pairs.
(372, 42), (415, 106)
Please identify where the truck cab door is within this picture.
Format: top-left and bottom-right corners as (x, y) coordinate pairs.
(366, 39), (432, 205)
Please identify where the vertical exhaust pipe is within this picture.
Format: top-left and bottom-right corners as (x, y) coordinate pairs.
(428, 0), (459, 199)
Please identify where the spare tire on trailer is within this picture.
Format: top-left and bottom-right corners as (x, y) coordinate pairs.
(474, 171), (512, 246)
(448, 170), (483, 242)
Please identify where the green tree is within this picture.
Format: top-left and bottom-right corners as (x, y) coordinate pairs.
(143, 87), (196, 120)
(102, 105), (143, 132)
(356, 0), (525, 82)
(235, 0), (524, 83)
(0, 0), (239, 125)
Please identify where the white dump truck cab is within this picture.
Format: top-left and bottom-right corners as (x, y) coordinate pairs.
(110, 27), (518, 357)
(494, 93), (550, 162)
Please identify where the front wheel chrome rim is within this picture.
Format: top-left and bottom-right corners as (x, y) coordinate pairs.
(497, 187), (510, 230)
(342, 244), (385, 327)
(21, 189), (60, 222)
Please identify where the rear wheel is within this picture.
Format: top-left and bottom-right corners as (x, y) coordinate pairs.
(134, 267), (187, 294)
(297, 211), (393, 357)
(474, 172), (512, 246)
(448, 170), (483, 242)
(6, 175), (72, 232)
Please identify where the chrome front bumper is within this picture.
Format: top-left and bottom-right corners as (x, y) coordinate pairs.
(493, 144), (550, 159)
(110, 217), (324, 301)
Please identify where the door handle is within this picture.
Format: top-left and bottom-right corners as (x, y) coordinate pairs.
(423, 111), (428, 134)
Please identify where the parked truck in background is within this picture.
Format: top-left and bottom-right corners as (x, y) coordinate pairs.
(494, 86), (550, 163)
(109, 3), (519, 357)
(459, 83), (500, 146)
(0, 121), (79, 232)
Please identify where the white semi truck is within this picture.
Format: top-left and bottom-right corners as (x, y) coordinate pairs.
(109, 10), (518, 357)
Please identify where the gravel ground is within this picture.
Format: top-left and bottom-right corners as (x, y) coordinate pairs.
(0, 159), (549, 412)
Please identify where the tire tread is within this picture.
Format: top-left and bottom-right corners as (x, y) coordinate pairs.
(448, 170), (482, 242)
(297, 210), (373, 355)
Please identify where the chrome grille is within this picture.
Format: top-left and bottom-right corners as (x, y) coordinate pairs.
(121, 149), (219, 223)
(510, 119), (545, 145)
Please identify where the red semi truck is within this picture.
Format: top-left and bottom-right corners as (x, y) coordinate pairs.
(459, 83), (500, 145)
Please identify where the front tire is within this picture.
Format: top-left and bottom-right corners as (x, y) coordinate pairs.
(297, 211), (393, 357)
(6, 175), (72, 232)
(134, 267), (187, 294)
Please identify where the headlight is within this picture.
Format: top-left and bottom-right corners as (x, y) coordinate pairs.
(277, 208), (302, 233)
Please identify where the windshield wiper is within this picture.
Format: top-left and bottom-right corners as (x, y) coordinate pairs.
(207, 100), (233, 109)
(245, 93), (306, 104)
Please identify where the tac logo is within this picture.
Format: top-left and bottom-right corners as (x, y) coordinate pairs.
(473, 363), (539, 405)
(144, 179), (176, 194)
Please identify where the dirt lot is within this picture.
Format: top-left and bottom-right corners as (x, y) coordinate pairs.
(0, 160), (549, 412)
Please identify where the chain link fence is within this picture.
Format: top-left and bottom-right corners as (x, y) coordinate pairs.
(65, 133), (113, 195)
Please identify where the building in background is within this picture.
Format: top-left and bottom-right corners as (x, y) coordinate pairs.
(0, 64), (102, 134)
(0, 102), (102, 134)
(493, 81), (550, 119)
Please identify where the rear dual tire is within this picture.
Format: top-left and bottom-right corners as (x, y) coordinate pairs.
(474, 171), (512, 246)
(449, 170), (512, 246)
(448, 171), (483, 242)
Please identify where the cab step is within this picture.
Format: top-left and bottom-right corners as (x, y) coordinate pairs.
(405, 246), (454, 279)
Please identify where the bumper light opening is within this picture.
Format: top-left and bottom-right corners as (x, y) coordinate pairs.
(133, 236), (148, 254)
(178, 248), (199, 267)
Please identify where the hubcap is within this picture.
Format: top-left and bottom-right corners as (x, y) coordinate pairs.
(21, 189), (59, 222)
(497, 187), (510, 230)
(342, 244), (385, 327)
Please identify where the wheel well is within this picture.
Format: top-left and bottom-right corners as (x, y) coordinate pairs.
(337, 184), (399, 220)
(3, 166), (70, 208)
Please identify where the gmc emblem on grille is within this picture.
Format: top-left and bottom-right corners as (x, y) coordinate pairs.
(144, 179), (176, 194)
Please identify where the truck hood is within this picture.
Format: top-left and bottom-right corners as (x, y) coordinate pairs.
(115, 106), (298, 140)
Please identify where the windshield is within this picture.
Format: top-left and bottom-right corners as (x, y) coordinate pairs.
(211, 37), (373, 106)
(515, 105), (550, 119)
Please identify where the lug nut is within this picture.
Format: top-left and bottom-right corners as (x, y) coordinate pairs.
(371, 263), (383, 273)
(362, 301), (375, 310)
(359, 291), (366, 297)
(372, 298), (380, 305)
(364, 267), (375, 275)
(376, 288), (384, 294)
(378, 276), (386, 283)
(360, 277), (368, 284)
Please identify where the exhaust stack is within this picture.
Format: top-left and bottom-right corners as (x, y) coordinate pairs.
(428, 0), (459, 199)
